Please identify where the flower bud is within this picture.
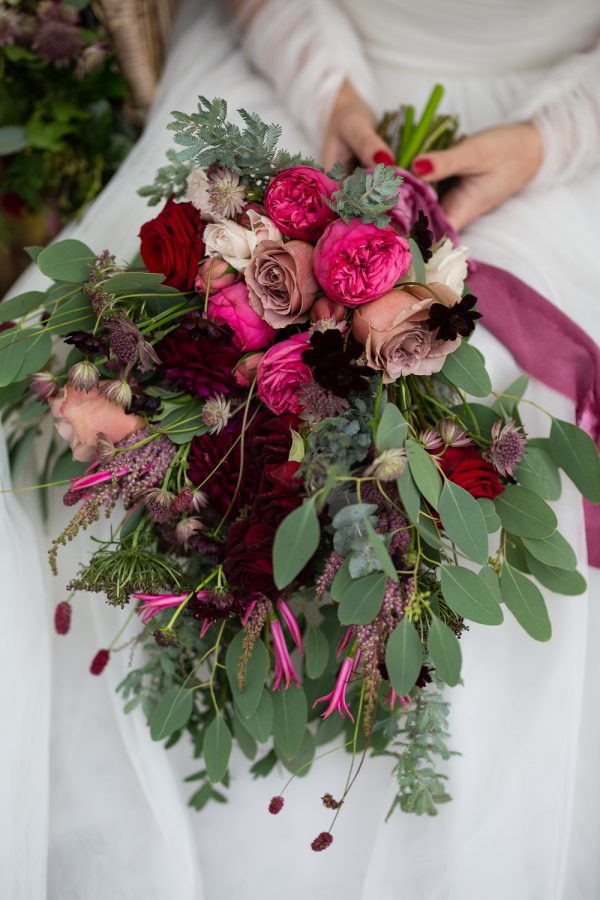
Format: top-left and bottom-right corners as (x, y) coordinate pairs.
(100, 378), (133, 409)
(30, 371), (58, 402)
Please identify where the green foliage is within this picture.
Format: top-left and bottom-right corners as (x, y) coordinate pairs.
(225, 633), (269, 719)
(499, 564), (552, 641)
(442, 341), (492, 397)
(338, 572), (387, 625)
(273, 497), (320, 589)
(438, 480), (488, 564)
(427, 616), (462, 687)
(272, 687), (308, 760)
(440, 565), (503, 625)
(494, 485), (557, 539)
(327, 164), (404, 227)
(549, 417), (600, 503)
(150, 688), (194, 741)
(376, 402), (408, 451)
(203, 716), (233, 784)
(139, 97), (312, 204)
(388, 680), (457, 818)
(385, 617), (424, 696)
(406, 438), (442, 508)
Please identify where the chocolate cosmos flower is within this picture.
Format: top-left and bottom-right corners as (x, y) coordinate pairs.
(427, 293), (482, 342)
(302, 329), (373, 398)
(410, 210), (434, 262)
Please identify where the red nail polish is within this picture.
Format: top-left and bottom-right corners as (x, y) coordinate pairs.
(413, 158), (434, 176)
(373, 150), (395, 166)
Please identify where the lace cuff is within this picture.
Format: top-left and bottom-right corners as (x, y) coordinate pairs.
(516, 39), (600, 186)
(237, 0), (378, 153)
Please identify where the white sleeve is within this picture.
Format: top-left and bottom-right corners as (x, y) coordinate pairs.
(236, 0), (378, 152)
(516, 38), (600, 187)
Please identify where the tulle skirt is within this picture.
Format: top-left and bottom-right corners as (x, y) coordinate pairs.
(3, 2), (599, 898)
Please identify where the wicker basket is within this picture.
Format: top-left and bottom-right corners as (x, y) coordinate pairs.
(94, 0), (181, 114)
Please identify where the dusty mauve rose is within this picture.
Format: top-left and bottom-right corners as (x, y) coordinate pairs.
(246, 208), (282, 244)
(208, 281), (275, 351)
(194, 258), (238, 296)
(352, 283), (461, 381)
(264, 165), (338, 241)
(310, 296), (346, 324)
(387, 167), (459, 244)
(256, 332), (312, 414)
(234, 353), (264, 387)
(439, 446), (504, 500)
(50, 385), (143, 462)
(246, 239), (318, 328)
(313, 219), (411, 307)
(139, 197), (204, 291)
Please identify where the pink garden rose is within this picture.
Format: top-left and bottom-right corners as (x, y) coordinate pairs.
(245, 239), (318, 328)
(310, 295), (346, 324)
(50, 385), (143, 462)
(352, 283), (461, 381)
(194, 257), (238, 296)
(208, 281), (275, 352)
(264, 165), (338, 241)
(256, 332), (312, 415)
(313, 219), (412, 308)
(233, 352), (265, 387)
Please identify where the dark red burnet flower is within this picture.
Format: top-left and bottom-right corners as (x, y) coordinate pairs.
(157, 320), (240, 398)
(139, 197), (205, 291)
(269, 795), (284, 814)
(311, 831), (334, 852)
(54, 601), (72, 635)
(90, 649), (110, 675)
(438, 446), (504, 500)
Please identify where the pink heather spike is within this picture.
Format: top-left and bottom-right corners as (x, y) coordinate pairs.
(270, 619), (300, 690)
(132, 593), (188, 624)
(241, 599), (257, 626)
(277, 598), (303, 653)
(313, 656), (355, 722)
(70, 466), (130, 491)
(337, 627), (354, 658)
(200, 618), (214, 638)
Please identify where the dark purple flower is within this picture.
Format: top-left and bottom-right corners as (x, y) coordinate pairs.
(157, 323), (239, 398)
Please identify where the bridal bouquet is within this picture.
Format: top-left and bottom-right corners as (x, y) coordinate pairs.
(2, 93), (599, 849)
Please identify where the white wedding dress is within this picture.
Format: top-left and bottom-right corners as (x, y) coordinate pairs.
(2, 2), (600, 898)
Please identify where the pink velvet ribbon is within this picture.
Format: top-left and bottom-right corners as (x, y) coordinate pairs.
(469, 261), (600, 567)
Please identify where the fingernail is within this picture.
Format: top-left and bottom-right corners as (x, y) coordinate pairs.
(413, 158), (434, 176)
(373, 150), (395, 166)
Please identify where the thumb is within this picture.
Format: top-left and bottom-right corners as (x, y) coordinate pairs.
(412, 139), (479, 183)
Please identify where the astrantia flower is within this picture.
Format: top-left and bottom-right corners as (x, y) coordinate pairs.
(101, 379), (133, 409)
(157, 324), (239, 399)
(201, 394), (232, 434)
(0, 8), (21, 46)
(419, 428), (443, 452)
(438, 418), (472, 448)
(32, 19), (82, 66)
(427, 293), (482, 342)
(30, 371), (58, 402)
(206, 167), (246, 219)
(174, 516), (204, 548)
(68, 360), (99, 393)
(75, 41), (107, 77)
(365, 447), (408, 480)
(488, 419), (526, 477)
(143, 487), (175, 521)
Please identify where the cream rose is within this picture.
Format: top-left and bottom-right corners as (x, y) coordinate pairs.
(425, 239), (469, 295)
(204, 219), (255, 270)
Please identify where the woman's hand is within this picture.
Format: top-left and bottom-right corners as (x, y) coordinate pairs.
(322, 79), (394, 171)
(412, 123), (543, 230)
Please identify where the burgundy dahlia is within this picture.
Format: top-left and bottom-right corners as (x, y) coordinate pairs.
(157, 325), (239, 398)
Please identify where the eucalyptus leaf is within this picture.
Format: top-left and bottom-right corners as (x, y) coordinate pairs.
(477, 498), (501, 533)
(305, 624), (330, 679)
(104, 271), (166, 293)
(524, 554), (587, 596)
(407, 438), (442, 508)
(428, 615), (462, 686)
(46, 292), (96, 334)
(203, 716), (232, 783)
(363, 517), (398, 581)
(408, 238), (426, 283)
(225, 633), (269, 719)
(491, 374), (529, 418)
(150, 688), (194, 741)
(239, 691), (273, 743)
(273, 497), (320, 589)
(499, 564), (552, 641)
(440, 564), (503, 625)
(438, 480), (488, 564)
(442, 341), (492, 397)
(38, 239), (95, 283)
(495, 485), (557, 539)
(549, 418), (600, 503)
(280, 727), (316, 776)
(397, 467), (420, 523)
(330, 557), (353, 602)
(272, 687), (308, 759)
(376, 402), (408, 451)
(522, 531), (577, 570)
(0, 125), (29, 155)
(0, 290), (46, 324)
(385, 617), (423, 696)
(515, 447), (562, 501)
(338, 572), (387, 625)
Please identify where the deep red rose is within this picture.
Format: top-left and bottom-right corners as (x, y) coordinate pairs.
(139, 197), (205, 291)
(439, 447), (504, 500)
(157, 324), (239, 398)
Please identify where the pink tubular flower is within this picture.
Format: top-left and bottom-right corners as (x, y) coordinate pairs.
(241, 599), (258, 626)
(385, 688), (413, 711)
(277, 598), (303, 652)
(256, 331), (312, 415)
(208, 281), (275, 352)
(313, 656), (355, 722)
(264, 165), (338, 241)
(313, 218), (412, 307)
(270, 619), (301, 690)
(132, 592), (189, 624)
(337, 626), (354, 658)
(69, 466), (131, 492)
